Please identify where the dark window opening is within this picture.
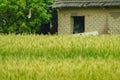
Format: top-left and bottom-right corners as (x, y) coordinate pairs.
(73, 16), (85, 34)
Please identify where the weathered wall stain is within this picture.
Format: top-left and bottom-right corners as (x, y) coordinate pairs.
(110, 12), (120, 19)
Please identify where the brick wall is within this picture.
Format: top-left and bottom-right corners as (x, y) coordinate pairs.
(57, 8), (120, 34)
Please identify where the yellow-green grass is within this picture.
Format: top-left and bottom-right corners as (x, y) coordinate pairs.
(0, 34), (120, 80)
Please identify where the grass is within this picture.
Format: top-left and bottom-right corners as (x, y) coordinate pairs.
(0, 34), (120, 80)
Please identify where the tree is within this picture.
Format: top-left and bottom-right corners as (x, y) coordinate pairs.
(0, 0), (54, 34)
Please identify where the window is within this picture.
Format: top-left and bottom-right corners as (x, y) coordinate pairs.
(73, 16), (85, 34)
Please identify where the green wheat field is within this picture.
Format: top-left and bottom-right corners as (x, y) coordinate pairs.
(0, 34), (120, 80)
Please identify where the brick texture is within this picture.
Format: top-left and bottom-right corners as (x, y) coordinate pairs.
(57, 8), (120, 34)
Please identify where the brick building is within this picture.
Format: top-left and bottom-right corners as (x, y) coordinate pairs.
(52, 0), (120, 34)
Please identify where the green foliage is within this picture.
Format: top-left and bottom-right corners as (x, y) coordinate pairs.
(0, 0), (54, 34)
(0, 35), (120, 80)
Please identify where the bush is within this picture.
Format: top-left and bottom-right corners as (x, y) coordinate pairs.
(0, 0), (54, 34)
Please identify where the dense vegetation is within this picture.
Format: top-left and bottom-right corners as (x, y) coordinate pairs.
(0, 0), (55, 34)
(0, 35), (120, 80)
